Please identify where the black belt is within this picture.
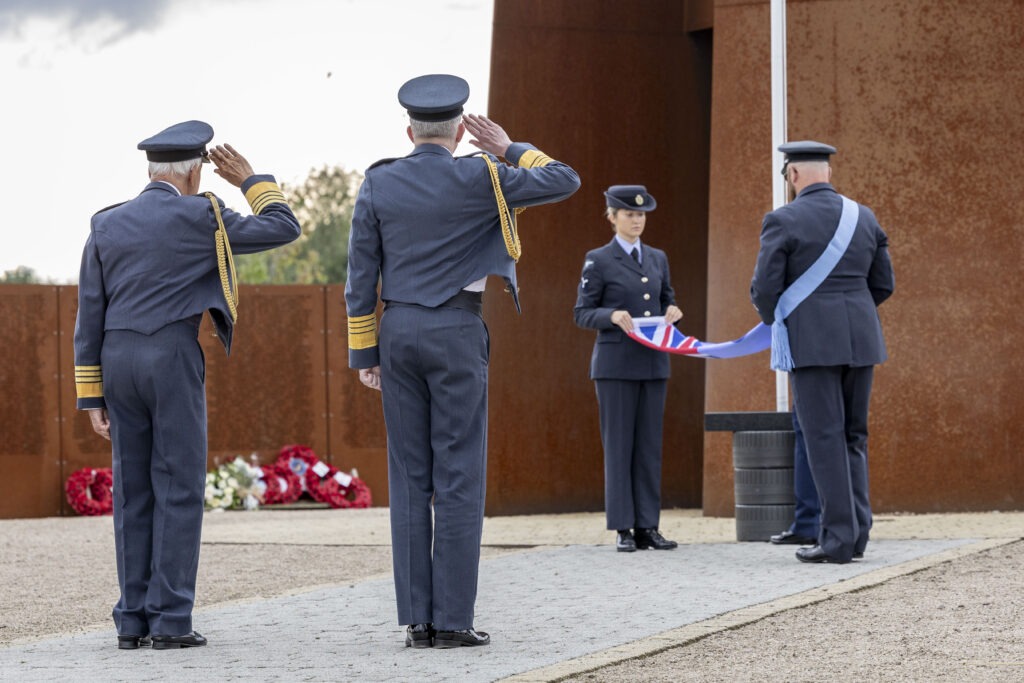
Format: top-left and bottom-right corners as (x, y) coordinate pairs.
(385, 290), (483, 316)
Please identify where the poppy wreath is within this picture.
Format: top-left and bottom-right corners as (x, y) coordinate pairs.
(275, 444), (373, 508)
(256, 463), (302, 506)
(303, 461), (372, 509)
(339, 474), (373, 509)
(276, 444), (319, 493)
(65, 467), (114, 516)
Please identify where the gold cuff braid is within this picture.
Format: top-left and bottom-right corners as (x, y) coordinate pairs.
(347, 313), (377, 350)
(516, 149), (553, 169)
(244, 181), (288, 215)
(75, 365), (104, 399)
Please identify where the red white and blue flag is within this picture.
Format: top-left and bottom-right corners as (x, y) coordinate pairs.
(628, 317), (772, 359)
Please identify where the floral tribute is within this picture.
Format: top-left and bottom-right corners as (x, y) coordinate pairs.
(275, 444), (372, 510)
(202, 445), (372, 511)
(277, 444), (319, 493)
(205, 456), (262, 511)
(65, 467), (114, 516)
(254, 463), (302, 506)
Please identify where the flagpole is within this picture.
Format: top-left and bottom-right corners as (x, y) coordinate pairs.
(770, 0), (790, 412)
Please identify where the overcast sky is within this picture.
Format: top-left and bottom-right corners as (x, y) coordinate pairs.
(1, 0), (493, 281)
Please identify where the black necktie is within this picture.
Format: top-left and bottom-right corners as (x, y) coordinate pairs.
(630, 247), (640, 263)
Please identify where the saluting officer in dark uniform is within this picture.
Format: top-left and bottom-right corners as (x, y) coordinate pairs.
(751, 141), (894, 564)
(74, 121), (300, 649)
(345, 74), (579, 649)
(574, 185), (682, 553)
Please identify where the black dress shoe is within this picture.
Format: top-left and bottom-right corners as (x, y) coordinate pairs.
(770, 529), (817, 545)
(434, 628), (490, 648)
(635, 528), (678, 550)
(405, 623), (435, 648)
(796, 546), (840, 564)
(616, 530), (637, 553)
(117, 635), (151, 650)
(853, 551), (864, 559)
(151, 631), (207, 650)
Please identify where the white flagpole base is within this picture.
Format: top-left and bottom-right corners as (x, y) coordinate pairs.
(775, 369), (789, 412)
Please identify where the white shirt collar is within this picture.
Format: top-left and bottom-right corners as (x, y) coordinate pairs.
(153, 180), (182, 196)
(614, 235), (641, 262)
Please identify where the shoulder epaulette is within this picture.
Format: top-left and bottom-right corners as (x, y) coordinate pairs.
(367, 157), (399, 171)
(194, 192), (225, 207)
(93, 201), (127, 217)
(458, 151), (503, 164)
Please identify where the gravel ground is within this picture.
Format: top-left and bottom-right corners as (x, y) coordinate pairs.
(562, 540), (1024, 683)
(0, 511), (511, 647)
(1, 508), (1021, 682)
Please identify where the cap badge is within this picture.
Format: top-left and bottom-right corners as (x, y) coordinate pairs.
(635, 194), (644, 205)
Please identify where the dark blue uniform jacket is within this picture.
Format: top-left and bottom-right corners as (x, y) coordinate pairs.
(751, 182), (894, 367)
(74, 176), (300, 408)
(345, 142), (580, 368)
(574, 240), (676, 381)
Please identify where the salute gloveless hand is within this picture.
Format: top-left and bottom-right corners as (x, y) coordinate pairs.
(209, 144), (256, 188)
(463, 114), (512, 158)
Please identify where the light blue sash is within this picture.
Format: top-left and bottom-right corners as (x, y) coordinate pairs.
(770, 195), (860, 371)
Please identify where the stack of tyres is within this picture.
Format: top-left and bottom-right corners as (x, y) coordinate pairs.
(733, 430), (795, 541)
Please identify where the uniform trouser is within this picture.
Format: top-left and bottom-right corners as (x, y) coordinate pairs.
(792, 365), (874, 563)
(379, 304), (489, 630)
(101, 317), (207, 637)
(790, 407), (822, 538)
(594, 379), (668, 531)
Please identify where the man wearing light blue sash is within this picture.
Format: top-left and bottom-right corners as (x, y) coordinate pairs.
(751, 141), (894, 564)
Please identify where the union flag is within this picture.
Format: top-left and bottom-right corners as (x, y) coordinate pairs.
(628, 317), (772, 359)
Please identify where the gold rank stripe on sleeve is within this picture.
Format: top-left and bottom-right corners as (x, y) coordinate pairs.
(347, 313), (378, 350)
(516, 149), (554, 169)
(244, 181), (289, 215)
(74, 365), (104, 399)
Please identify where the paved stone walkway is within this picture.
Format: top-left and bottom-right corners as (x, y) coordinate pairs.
(0, 538), (975, 682)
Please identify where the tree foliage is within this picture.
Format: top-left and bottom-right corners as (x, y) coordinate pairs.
(0, 265), (46, 284)
(235, 166), (362, 284)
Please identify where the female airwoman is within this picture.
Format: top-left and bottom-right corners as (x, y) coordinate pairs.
(574, 185), (682, 552)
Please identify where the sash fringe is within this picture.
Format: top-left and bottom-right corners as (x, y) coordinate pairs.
(770, 319), (794, 372)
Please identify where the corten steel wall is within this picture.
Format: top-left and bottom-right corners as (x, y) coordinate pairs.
(0, 286), (65, 518)
(325, 286), (389, 509)
(0, 285), (388, 518)
(57, 285), (115, 517)
(486, 0), (714, 514)
(201, 286), (331, 465)
(704, 0), (1024, 515)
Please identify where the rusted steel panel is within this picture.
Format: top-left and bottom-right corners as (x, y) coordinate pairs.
(0, 286), (64, 518)
(325, 285), (388, 507)
(203, 285), (330, 470)
(702, 0), (776, 516)
(686, 0), (715, 32)
(487, 0), (713, 514)
(57, 285), (115, 516)
(704, 0), (1024, 514)
(57, 294), (110, 516)
(59, 285), (332, 514)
